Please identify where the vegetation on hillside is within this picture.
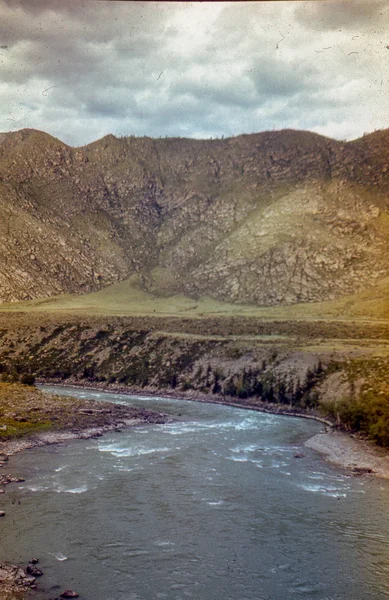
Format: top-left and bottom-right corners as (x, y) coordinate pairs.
(2, 271), (389, 322)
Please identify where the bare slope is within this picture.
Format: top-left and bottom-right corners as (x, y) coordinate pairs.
(0, 127), (389, 305)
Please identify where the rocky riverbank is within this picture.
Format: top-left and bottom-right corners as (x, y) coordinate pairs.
(0, 382), (168, 456)
(40, 378), (334, 422)
(0, 560), (40, 599)
(0, 556), (81, 599)
(305, 429), (389, 478)
(0, 383), (168, 599)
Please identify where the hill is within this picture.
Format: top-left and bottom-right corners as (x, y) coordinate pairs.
(0, 127), (388, 306)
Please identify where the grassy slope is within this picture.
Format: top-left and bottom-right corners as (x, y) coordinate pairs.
(0, 274), (388, 322)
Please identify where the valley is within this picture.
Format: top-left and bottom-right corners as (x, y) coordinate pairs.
(0, 127), (389, 453)
(2, 1), (388, 598)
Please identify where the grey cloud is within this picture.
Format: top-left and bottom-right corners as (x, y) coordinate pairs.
(294, 0), (388, 31)
(249, 59), (320, 98)
(2, 0), (85, 15)
(0, 1), (168, 48)
(0, 0), (386, 146)
(80, 89), (135, 119)
(169, 76), (258, 110)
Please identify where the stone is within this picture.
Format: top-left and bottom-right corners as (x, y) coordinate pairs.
(26, 564), (43, 576)
(0, 511), (5, 517)
(61, 590), (80, 598)
(352, 467), (374, 475)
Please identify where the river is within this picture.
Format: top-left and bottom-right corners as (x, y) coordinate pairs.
(1, 386), (389, 600)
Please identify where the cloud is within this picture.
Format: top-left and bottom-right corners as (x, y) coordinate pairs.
(295, 0), (388, 31)
(0, 0), (387, 145)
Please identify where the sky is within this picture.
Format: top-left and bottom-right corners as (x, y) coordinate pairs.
(0, 0), (388, 146)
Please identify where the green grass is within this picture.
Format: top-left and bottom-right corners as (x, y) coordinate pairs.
(0, 418), (53, 440)
(0, 383), (54, 440)
(1, 273), (389, 322)
(0, 275), (279, 319)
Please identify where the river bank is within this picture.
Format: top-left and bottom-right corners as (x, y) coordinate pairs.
(0, 382), (168, 457)
(0, 383), (169, 599)
(305, 429), (389, 478)
(2, 314), (389, 456)
(39, 378), (334, 423)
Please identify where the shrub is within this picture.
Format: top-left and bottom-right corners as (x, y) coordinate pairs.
(324, 394), (389, 447)
(181, 379), (192, 391)
(20, 374), (36, 386)
(369, 417), (389, 447)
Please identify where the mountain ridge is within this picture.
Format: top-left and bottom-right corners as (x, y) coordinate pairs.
(0, 126), (388, 305)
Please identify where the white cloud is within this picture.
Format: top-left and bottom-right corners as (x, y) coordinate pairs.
(0, 0), (387, 145)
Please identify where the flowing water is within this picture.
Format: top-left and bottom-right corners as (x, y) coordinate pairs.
(1, 386), (389, 600)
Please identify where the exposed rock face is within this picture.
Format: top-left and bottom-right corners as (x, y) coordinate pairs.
(0, 127), (388, 305)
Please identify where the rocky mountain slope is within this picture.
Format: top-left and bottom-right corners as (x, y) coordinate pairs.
(0, 127), (388, 305)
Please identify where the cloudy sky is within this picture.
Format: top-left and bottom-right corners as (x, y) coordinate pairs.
(0, 0), (388, 146)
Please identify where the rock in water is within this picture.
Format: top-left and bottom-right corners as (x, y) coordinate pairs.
(26, 564), (43, 576)
(61, 590), (80, 598)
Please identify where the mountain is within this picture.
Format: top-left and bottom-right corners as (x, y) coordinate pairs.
(0, 127), (388, 305)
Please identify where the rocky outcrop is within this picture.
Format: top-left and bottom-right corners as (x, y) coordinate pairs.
(0, 127), (388, 305)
